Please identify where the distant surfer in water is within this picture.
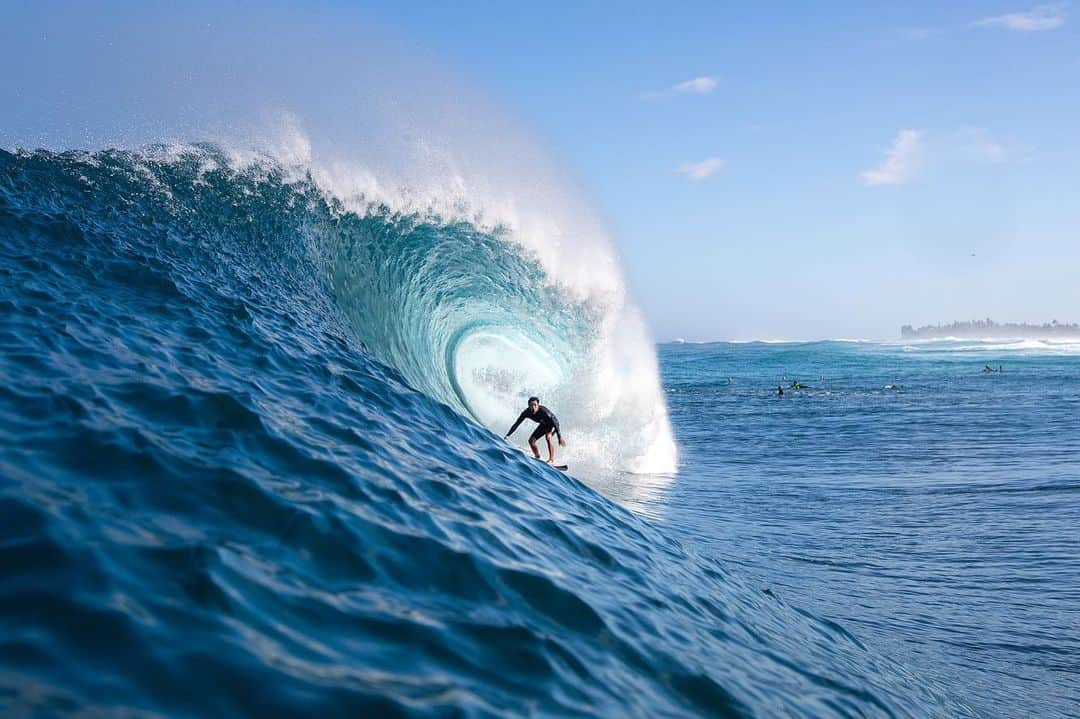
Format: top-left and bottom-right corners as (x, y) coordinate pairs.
(504, 396), (565, 464)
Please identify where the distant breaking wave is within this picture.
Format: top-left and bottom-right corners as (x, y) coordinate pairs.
(891, 337), (1080, 355)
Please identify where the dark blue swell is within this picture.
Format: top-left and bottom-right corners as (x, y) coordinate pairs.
(0, 147), (969, 716)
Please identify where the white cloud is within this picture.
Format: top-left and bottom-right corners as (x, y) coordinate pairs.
(972, 3), (1067, 31)
(673, 76), (718, 95)
(861, 129), (922, 186)
(641, 76), (717, 100)
(677, 157), (727, 180)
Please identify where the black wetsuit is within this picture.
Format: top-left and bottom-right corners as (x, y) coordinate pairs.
(506, 406), (562, 443)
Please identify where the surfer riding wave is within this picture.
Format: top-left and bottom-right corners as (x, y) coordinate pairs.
(504, 396), (565, 465)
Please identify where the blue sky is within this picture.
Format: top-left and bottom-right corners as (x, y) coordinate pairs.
(3, 2), (1078, 341)
(350, 1), (1080, 340)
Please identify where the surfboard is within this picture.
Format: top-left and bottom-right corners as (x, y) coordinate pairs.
(534, 458), (568, 471)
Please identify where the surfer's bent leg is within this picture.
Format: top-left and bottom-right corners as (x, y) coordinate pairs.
(545, 431), (556, 463)
(529, 423), (553, 461)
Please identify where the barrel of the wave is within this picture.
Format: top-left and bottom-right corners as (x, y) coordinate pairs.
(319, 204), (677, 478)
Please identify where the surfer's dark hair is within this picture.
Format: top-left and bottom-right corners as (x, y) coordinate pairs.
(528, 396), (540, 403)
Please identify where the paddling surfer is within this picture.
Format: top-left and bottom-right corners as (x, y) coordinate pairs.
(504, 396), (565, 464)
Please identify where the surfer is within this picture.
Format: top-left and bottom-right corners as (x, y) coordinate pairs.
(504, 396), (565, 464)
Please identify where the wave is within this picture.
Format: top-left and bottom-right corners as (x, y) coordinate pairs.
(668, 338), (880, 346)
(676, 337), (1080, 354)
(4, 144), (677, 476)
(885, 337), (1080, 354)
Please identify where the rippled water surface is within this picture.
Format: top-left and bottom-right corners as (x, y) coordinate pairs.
(653, 340), (1080, 719)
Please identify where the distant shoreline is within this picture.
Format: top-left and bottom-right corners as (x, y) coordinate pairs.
(660, 334), (1080, 345)
(901, 320), (1080, 341)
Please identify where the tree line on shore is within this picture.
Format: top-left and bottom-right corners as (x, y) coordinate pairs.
(901, 318), (1080, 339)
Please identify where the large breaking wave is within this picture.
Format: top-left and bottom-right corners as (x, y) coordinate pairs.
(84, 141), (678, 477)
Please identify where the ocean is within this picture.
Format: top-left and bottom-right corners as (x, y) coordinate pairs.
(1, 146), (1077, 717)
(655, 339), (1080, 718)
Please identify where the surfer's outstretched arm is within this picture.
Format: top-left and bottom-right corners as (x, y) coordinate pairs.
(503, 410), (528, 439)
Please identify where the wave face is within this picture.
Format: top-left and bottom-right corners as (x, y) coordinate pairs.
(0, 147), (968, 716)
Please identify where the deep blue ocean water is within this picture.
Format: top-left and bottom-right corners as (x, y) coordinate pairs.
(654, 340), (1080, 719)
(1, 146), (1076, 717)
